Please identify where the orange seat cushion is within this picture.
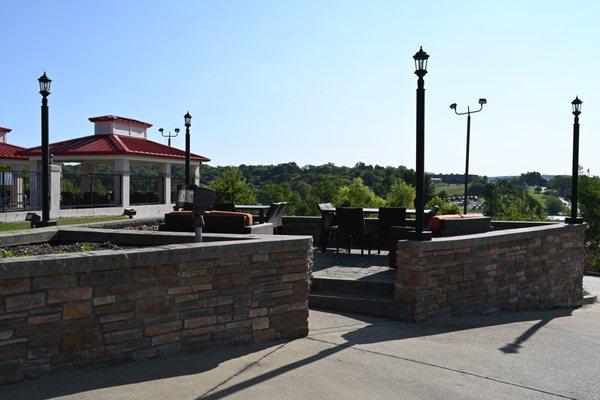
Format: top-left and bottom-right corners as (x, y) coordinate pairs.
(427, 213), (488, 231)
(203, 210), (253, 226)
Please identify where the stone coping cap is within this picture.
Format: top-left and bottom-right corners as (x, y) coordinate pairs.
(397, 223), (585, 251)
(0, 226), (312, 278)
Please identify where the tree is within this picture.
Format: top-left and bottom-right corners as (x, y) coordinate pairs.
(482, 180), (546, 221)
(385, 179), (415, 207)
(257, 182), (302, 215)
(426, 196), (461, 215)
(545, 196), (565, 216)
(334, 178), (385, 208)
(517, 171), (547, 187)
(580, 175), (600, 247)
(547, 175), (571, 199)
(208, 167), (256, 204)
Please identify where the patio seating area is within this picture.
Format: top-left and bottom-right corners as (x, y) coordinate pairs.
(158, 201), (287, 235)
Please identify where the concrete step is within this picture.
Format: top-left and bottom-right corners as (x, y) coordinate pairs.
(309, 291), (410, 320)
(311, 276), (394, 297)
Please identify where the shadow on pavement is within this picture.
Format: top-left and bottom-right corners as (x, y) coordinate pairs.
(0, 307), (575, 400)
(198, 307), (574, 399)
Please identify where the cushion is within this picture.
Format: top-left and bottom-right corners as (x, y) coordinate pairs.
(427, 213), (490, 231)
(203, 210), (253, 226)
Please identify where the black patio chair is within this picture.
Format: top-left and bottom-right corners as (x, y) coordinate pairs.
(212, 202), (236, 212)
(377, 207), (406, 255)
(273, 202), (287, 234)
(335, 207), (371, 256)
(261, 202), (286, 232)
(318, 203), (337, 251)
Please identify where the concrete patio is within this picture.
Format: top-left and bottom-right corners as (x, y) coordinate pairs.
(1, 277), (599, 400)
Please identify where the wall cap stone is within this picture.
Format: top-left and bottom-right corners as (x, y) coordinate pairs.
(0, 227), (312, 279)
(397, 223), (585, 251)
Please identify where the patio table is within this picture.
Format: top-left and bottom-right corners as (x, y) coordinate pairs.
(235, 204), (270, 223)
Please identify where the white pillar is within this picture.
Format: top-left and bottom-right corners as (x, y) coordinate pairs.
(28, 159), (41, 210)
(161, 162), (171, 205)
(13, 165), (24, 207)
(193, 163), (200, 186)
(114, 159), (130, 208)
(81, 162), (93, 194)
(50, 163), (62, 218)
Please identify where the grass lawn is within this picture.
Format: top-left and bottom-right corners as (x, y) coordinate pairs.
(526, 186), (547, 208)
(0, 215), (128, 232)
(434, 183), (464, 197)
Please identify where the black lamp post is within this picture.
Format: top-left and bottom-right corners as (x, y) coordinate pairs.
(450, 98), (487, 214)
(37, 72), (55, 227)
(184, 112), (192, 187)
(159, 128), (180, 147)
(412, 47), (432, 240)
(566, 96), (583, 224)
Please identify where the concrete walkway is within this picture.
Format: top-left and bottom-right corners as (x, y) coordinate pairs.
(3, 278), (600, 399)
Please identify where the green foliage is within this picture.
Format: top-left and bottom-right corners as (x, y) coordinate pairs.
(517, 171), (547, 187)
(468, 180), (486, 197)
(334, 178), (385, 208)
(257, 182), (302, 215)
(547, 175), (571, 199)
(80, 243), (93, 252)
(208, 167), (256, 204)
(580, 175), (600, 247)
(545, 196), (566, 215)
(426, 196), (461, 215)
(482, 181), (546, 221)
(0, 248), (15, 258)
(385, 179), (415, 208)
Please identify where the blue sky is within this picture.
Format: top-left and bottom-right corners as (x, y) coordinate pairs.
(1, 1), (598, 176)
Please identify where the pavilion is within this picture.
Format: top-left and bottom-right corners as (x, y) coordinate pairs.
(0, 115), (210, 221)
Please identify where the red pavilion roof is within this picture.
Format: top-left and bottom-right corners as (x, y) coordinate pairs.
(88, 115), (152, 128)
(19, 134), (210, 162)
(0, 142), (27, 160)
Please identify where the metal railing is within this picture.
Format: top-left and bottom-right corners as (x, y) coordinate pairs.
(0, 171), (41, 212)
(60, 173), (122, 209)
(130, 175), (163, 205)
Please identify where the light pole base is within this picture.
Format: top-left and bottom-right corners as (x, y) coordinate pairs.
(565, 217), (584, 224)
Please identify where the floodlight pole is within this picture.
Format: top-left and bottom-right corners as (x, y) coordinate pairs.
(450, 99), (486, 214)
(159, 128), (179, 147)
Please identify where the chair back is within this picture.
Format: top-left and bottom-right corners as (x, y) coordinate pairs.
(336, 207), (365, 237)
(425, 205), (440, 227)
(265, 202), (285, 224)
(212, 202), (236, 212)
(273, 202), (287, 228)
(319, 203), (336, 229)
(378, 207), (406, 235)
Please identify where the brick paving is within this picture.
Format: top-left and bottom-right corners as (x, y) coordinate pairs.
(311, 249), (394, 283)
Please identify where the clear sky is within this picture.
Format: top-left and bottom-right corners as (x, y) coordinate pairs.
(1, 1), (598, 176)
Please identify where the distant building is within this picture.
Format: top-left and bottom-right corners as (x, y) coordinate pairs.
(0, 115), (210, 221)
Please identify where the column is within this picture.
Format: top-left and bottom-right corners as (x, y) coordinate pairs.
(29, 159), (41, 210)
(13, 165), (24, 207)
(193, 163), (200, 186)
(161, 162), (171, 205)
(81, 162), (93, 193)
(114, 159), (130, 208)
(49, 163), (62, 219)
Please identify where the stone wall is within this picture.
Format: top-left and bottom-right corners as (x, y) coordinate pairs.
(0, 229), (311, 384)
(395, 223), (585, 321)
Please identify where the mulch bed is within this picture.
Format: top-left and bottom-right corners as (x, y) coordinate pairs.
(1, 242), (132, 258)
